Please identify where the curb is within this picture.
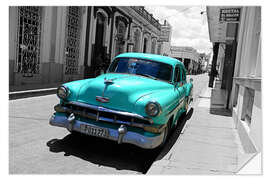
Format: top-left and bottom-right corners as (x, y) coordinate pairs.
(9, 88), (57, 100)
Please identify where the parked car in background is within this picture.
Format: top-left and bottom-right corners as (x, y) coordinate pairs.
(50, 53), (193, 149)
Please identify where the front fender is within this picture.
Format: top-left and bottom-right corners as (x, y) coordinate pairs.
(134, 89), (179, 125)
(61, 78), (95, 102)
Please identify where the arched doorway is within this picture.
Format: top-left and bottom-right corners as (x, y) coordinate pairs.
(94, 12), (106, 64)
(157, 43), (162, 55)
(143, 37), (148, 53)
(92, 12), (107, 77)
(133, 29), (141, 52)
(151, 38), (157, 54)
(115, 21), (126, 56)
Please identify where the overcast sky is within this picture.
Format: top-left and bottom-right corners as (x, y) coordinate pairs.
(145, 6), (212, 54)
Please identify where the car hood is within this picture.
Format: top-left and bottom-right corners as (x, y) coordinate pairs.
(75, 73), (172, 113)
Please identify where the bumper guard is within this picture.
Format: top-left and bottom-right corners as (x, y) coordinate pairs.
(49, 113), (164, 149)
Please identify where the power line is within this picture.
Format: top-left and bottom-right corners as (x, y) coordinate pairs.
(143, 7), (193, 29)
(159, 7), (193, 22)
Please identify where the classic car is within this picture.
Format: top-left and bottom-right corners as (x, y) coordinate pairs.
(49, 53), (193, 149)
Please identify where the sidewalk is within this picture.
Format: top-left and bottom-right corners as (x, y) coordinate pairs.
(148, 87), (243, 174)
(9, 83), (61, 100)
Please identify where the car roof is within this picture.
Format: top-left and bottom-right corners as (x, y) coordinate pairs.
(115, 53), (185, 68)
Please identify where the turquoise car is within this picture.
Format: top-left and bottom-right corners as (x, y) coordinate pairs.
(49, 53), (193, 149)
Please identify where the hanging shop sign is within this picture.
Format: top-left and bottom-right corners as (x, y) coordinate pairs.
(219, 8), (241, 22)
(159, 26), (171, 42)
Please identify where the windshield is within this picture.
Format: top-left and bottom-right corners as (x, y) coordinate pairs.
(108, 58), (172, 82)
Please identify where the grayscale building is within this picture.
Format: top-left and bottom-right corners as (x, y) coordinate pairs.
(207, 6), (261, 167)
(9, 6), (166, 89)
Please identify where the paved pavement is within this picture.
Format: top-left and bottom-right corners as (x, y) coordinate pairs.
(147, 87), (243, 174)
(9, 95), (159, 174)
(11, 73), (247, 174)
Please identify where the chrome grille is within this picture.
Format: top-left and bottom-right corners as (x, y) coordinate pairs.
(60, 102), (153, 126)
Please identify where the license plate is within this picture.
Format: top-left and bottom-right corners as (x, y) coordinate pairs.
(80, 124), (109, 138)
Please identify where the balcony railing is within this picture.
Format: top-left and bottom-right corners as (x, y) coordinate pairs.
(130, 6), (161, 31)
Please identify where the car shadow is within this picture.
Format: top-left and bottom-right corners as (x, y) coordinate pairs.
(47, 132), (161, 174)
(154, 108), (194, 162)
(46, 108), (194, 174)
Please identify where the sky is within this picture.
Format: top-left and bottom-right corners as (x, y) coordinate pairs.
(145, 6), (212, 54)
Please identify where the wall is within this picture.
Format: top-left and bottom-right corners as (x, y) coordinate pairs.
(231, 7), (261, 153)
(9, 6), (164, 89)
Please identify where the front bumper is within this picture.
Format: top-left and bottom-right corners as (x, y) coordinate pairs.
(49, 113), (164, 149)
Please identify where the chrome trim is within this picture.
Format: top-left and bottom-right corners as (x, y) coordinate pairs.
(166, 97), (184, 117)
(96, 96), (110, 103)
(104, 78), (114, 84)
(145, 100), (162, 117)
(54, 103), (165, 132)
(49, 114), (164, 149)
(96, 111), (99, 121)
(68, 101), (153, 123)
(57, 85), (70, 99)
(117, 125), (127, 144)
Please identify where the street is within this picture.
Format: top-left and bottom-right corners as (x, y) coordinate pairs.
(9, 73), (209, 174)
(8, 5), (262, 174)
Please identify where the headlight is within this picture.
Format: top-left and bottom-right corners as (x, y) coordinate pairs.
(145, 101), (162, 117)
(57, 86), (69, 99)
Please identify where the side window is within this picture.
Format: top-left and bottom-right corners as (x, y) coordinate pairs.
(174, 66), (180, 83)
(181, 68), (186, 82)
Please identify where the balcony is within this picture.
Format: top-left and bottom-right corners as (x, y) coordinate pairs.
(130, 6), (161, 31)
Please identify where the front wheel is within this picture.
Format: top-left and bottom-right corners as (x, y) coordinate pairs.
(185, 97), (189, 113)
(185, 88), (193, 114)
(159, 119), (172, 148)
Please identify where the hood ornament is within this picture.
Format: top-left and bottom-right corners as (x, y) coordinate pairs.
(104, 77), (114, 84)
(96, 78), (113, 103)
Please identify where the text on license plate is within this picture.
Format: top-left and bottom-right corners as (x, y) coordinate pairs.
(80, 124), (109, 138)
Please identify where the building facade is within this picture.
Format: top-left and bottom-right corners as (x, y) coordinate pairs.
(207, 6), (261, 169)
(207, 6), (242, 106)
(231, 6), (261, 154)
(170, 46), (200, 74)
(198, 53), (210, 73)
(9, 6), (164, 88)
(158, 20), (172, 56)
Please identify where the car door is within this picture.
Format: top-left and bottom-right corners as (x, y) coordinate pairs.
(175, 65), (185, 107)
(174, 65), (185, 110)
(181, 66), (193, 98)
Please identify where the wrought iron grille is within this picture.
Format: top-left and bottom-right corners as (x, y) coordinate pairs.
(64, 7), (82, 75)
(16, 7), (42, 77)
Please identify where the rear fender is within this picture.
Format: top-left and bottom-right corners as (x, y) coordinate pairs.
(185, 82), (193, 97)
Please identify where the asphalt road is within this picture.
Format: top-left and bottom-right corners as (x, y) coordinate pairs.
(9, 73), (209, 174)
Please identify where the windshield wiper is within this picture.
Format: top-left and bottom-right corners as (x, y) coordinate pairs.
(136, 73), (157, 80)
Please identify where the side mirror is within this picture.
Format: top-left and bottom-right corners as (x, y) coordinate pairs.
(174, 82), (183, 88)
(190, 78), (193, 83)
